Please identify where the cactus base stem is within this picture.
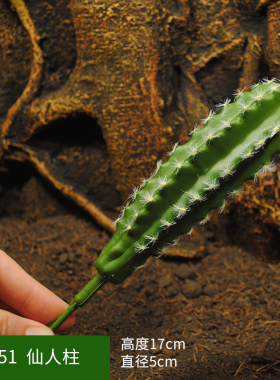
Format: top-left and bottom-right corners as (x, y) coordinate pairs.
(48, 301), (79, 332)
(48, 273), (106, 332)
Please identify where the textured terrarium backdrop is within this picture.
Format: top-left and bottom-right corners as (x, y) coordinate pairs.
(2, 1), (280, 379)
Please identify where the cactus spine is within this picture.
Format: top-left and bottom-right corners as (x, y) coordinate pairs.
(49, 78), (280, 331)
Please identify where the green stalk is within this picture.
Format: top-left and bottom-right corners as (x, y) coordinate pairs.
(49, 273), (105, 332)
(48, 301), (78, 331)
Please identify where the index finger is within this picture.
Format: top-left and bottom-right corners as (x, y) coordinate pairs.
(0, 250), (75, 332)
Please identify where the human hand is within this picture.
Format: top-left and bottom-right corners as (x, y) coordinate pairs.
(0, 249), (75, 335)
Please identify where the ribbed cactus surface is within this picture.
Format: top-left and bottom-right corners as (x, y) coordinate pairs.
(49, 78), (280, 330)
(93, 78), (280, 286)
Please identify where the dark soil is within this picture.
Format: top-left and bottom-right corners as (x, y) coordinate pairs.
(1, 171), (280, 379)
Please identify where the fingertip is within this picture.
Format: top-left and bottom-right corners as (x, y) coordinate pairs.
(0, 310), (55, 336)
(25, 326), (54, 335)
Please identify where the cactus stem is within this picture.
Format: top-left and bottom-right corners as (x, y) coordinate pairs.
(132, 207), (140, 218)
(127, 186), (140, 203)
(186, 189), (207, 204)
(189, 124), (201, 135)
(172, 158), (184, 172)
(271, 84), (280, 92)
(220, 164), (236, 179)
(171, 237), (180, 246)
(135, 242), (148, 253)
(255, 136), (267, 149)
(139, 177), (147, 189)
(203, 179), (220, 191)
(186, 228), (193, 237)
(270, 123), (280, 137)
(145, 234), (159, 245)
(156, 176), (169, 188)
(241, 149), (255, 160)
(233, 87), (245, 99)
(199, 213), (211, 225)
(167, 142), (179, 156)
(140, 191), (155, 204)
(251, 90), (265, 101)
(150, 160), (162, 178)
(202, 110), (216, 124)
(156, 245), (168, 257)
(160, 218), (176, 229)
(218, 200), (227, 213)
(123, 220), (134, 231)
(203, 128), (221, 142)
(188, 144), (200, 157)
(254, 161), (277, 181)
(173, 202), (190, 218)
(239, 100), (252, 112)
(228, 188), (244, 199)
(220, 119), (232, 129)
(49, 78), (280, 331)
(216, 98), (231, 108)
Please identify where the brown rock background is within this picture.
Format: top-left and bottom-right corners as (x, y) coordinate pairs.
(1, 0), (280, 255)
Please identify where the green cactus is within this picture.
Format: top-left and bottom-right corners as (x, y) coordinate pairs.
(49, 78), (280, 331)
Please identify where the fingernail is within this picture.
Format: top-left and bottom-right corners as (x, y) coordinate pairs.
(25, 326), (54, 336)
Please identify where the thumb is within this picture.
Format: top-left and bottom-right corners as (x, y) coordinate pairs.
(0, 310), (54, 335)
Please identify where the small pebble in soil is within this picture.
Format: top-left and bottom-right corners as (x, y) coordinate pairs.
(59, 252), (69, 264)
(69, 252), (76, 261)
(185, 316), (192, 323)
(158, 276), (172, 288)
(173, 323), (184, 334)
(174, 265), (197, 280)
(187, 337), (196, 345)
(203, 283), (217, 296)
(268, 307), (276, 318)
(259, 295), (267, 304)
(166, 286), (177, 298)
(182, 279), (202, 298)
(52, 242), (67, 255)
